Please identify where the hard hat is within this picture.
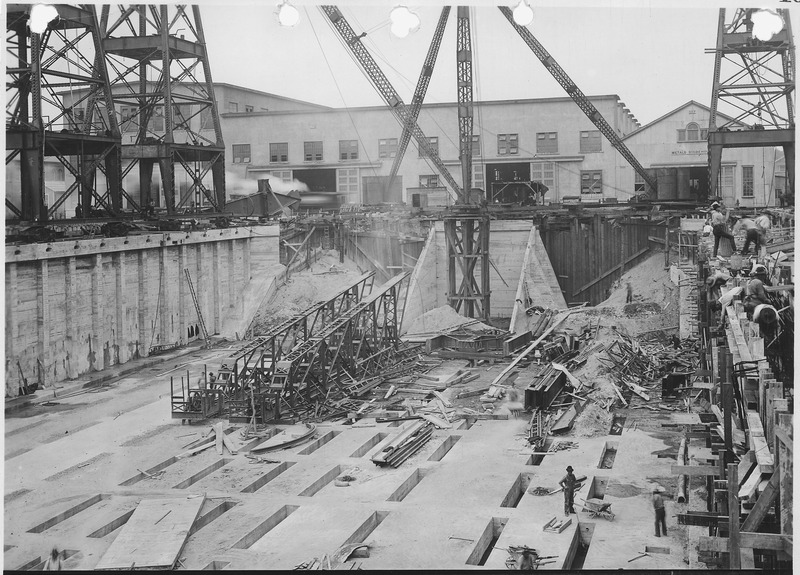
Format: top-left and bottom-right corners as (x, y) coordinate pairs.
(752, 264), (767, 275)
(710, 201), (720, 208)
(566, 466), (574, 472)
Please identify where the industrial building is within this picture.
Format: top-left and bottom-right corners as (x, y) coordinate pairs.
(4, 4), (794, 572)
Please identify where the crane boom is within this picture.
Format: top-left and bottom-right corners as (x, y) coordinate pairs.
(456, 6), (474, 198)
(320, 6), (463, 200)
(498, 6), (658, 195)
(388, 7), (450, 191)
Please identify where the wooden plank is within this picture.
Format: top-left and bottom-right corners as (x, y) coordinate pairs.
(727, 463), (740, 569)
(741, 470), (780, 532)
(221, 433), (239, 455)
(432, 391), (453, 408)
(699, 532), (789, 552)
(671, 465), (721, 477)
(737, 465), (761, 501)
(95, 496), (205, 570)
(677, 513), (729, 527)
(420, 414), (451, 429)
(775, 425), (793, 451)
(751, 434), (775, 473)
(214, 422), (224, 456)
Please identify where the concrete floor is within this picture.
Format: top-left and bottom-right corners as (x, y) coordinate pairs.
(4, 342), (706, 570)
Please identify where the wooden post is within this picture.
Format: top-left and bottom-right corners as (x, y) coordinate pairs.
(664, 220), (670, 269)
(727, 463), (740, 569)
(677, 435), (688, 503)
(722, 377), (733, 464)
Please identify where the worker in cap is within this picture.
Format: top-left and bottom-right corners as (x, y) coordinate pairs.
(559, 466), (577, 516)
(709, 201), (736, 258)
(743, 264), (770, 316)
(652, 487), (667, 537)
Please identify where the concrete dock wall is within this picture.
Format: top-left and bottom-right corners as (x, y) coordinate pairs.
(402, 220), (561, 333)
(5, 225), (279, 396)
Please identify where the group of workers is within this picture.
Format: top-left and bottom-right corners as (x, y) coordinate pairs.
(704, 200), (772, 258)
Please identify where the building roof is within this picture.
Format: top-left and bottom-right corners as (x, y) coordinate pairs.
(621, 100), (742, 140)
(213, 82), (333, 110)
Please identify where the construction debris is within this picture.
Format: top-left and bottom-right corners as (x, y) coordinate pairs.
(371, 421), (433, 468)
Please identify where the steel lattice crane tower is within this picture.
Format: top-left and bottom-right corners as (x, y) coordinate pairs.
(6, 4), (122, 222)
(99, 5), (225, 214)
(707, 8), (794, 203)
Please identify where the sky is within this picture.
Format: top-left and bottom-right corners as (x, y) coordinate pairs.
(197, 2), (736, 127)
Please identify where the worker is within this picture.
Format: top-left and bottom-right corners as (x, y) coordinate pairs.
(43, 547), (63, 570)
(701, 218), (713, 237)
(652, 487), (667, 537)
(709, 202), (736, 258)
(744, 264), (770, 314)
(626, 282), (633, 303)
(518, 547), (537, 570)
(559, 466), (577, 516)
(733, 216), (761, 256)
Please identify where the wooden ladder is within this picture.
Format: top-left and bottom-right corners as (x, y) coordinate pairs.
(184, 268), (211, 349)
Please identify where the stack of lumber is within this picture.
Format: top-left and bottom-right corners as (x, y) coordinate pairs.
(543, 516), (572, 533)
(371, 421), (433, 468)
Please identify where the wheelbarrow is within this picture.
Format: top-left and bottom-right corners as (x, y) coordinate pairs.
(579, 497), (615, 521)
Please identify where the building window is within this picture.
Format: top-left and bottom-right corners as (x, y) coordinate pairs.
(472, 163), (485, 190)
(149, 105), (164, 132)
(270, 170), (292, 183)
(678, 122), (708, 142)
(580, 130), (602, 153)
(339, 140), (359, 160)
(304, 141), (323, 162)
(634, 172), (646, 193)
(471, 135), (481, 157)
(245, 105), (254, 113)
(498, 133), (518, 155)
(419, 175), (439, 188)
(120, 106), (137, 132)
(270, 142), (289, 163)
(536, 132), (558, 154)
(742, 165), (754, 198)
(232, 144), (251, 164)
(580, 170), (602, 194)
(44, 163), (65, 181)
(379, 138), (398, 159)
(721, 165), (735, 197)
(228, 101), (238, 113)
(531, 161), (556, 195)
(419, 136), (439, 158)
(338, 167), (359, 201)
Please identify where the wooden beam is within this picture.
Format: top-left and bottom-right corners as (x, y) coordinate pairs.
(677, 512), (729, 527)
(775, 425), (793, 451)
(699, 532), (790, 552)
(671, 464), (721, 477)
(741, 470), (780, 532)
(727, 464), (740, 569)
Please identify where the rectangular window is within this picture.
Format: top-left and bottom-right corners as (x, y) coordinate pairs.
(270, 142), (289, 163)
(498, 133), (519, 155)
(304, 141), (323, 162)
(245, 105), (254, 113)
(677, 129), (686, 142)
(580, 130), (602, 153)
(149, 105), (164, 132)
(200, 105), (213, 130)
(379, 138), (398, 159)
(419, 136), (439, 158)
(634, 172), (646, 193)
(338, 167), (359, 201)
(270, 170), (292, 183)
(742, 165), (754, 198)
(232, 144), (251, 164)
(580, 170), (603, 194)
(171, 104), (192, 130)
(536, 132), (558, 154)
(339, 140), (359, 160)
(472, 163), (485, 190)
(531, 161), (556, 194)
(700, 129), (708, 140)
(120, 106), (137, 132)
(471, 135), (481, 157)
(44, 163), (65, 181)
(419, 174), (439, 188)
(721, 165), (735, 197)
(228, 101), (238, 113)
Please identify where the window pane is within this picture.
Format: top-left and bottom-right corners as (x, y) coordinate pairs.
(742, 166), (754, 197)
(537, 132), (558, 154)
(579, 130), (601, 153)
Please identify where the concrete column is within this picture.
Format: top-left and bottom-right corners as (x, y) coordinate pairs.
(228, 240), (236, 310)
(178, 244), (187, 344)
(91, 253), (103, 371)
(6, 263), (17, 360)
(37, 259), (50, 386)
(159, 247), (169, 346)
(113, 252), (126, 364)
(212, 241), (222, 334)
(197, 243), (208, 335)
(137, 250), (149, 357)
(65, 257), (77, 378)
(243, 237), (251, 281)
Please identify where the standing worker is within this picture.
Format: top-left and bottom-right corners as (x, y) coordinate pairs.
(710, 201), (736, 258)
(43, 547), (63, 570)
(653, 487), (667, 537)
(559, 466), (577, 516)
(733, 215), (761, 256)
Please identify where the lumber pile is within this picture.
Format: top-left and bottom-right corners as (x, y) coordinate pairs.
(371, 421), (433, 468)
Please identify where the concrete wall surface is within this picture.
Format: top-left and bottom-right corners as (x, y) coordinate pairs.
(4, 225), (279, 396)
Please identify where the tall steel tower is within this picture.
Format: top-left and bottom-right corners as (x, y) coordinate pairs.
(708, 8), (795, 203)
(6, 4), (122, 222)
(99, 5), (225, 214)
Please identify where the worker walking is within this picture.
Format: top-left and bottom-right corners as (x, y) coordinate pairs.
(653, 487), (667, 537)
(710, 201), (736, 257)
(560, 466), (577, 516)
(43, 547), (63, 570)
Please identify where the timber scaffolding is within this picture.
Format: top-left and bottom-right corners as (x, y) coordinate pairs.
(171, 271), (421, 425)
(674, 250), (793, 569)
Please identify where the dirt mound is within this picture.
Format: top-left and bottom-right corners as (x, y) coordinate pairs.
(404, 305), (495, 336)
(250, 251), (365, 334)
(572, 402), (613, 437)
